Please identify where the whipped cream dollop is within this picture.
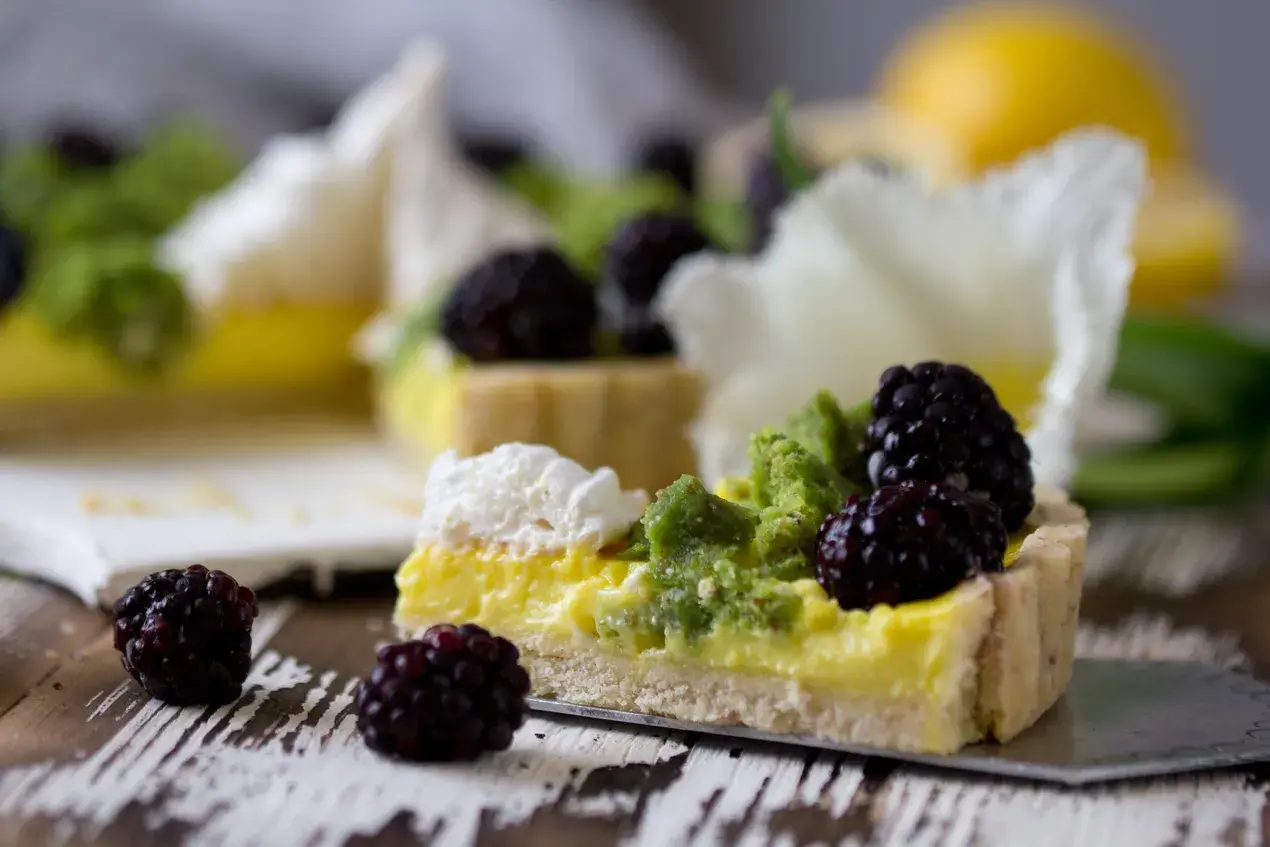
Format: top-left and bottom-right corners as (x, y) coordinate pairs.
(416, 444), (648, 554)
(159, 42), (448, 311)
(657, 129), (1147, 490)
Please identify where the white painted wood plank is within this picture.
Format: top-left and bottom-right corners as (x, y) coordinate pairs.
(0, 609), (1264, 846)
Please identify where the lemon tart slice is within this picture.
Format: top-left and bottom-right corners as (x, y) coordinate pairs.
(394, 372), (1088, 754)
(0, 44), (439, 442)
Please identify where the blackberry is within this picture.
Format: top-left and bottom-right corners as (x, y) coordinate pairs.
(601, 213), (709, 357)
(356, 623), (531, 762)
(460, 135), (527, 175)
(618, 320), (675, 356)
(440, 248), (597, 362)
(49, 126), (120, 170)
(603, 212), (712, 304)
(744, 147), (819, 255)
(112, 565), (259, 705)
(0, 223), (27, 313)
(863, 362), (1035, 531)
(635, 135), (697, 196)
(816, 480), (1008, 611)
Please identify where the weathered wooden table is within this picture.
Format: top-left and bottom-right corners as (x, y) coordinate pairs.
(1, 533), (1268, 847)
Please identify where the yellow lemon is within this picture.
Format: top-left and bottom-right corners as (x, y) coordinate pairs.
(876, 3), (1192, 172)
(1131, 164), (1242, 310)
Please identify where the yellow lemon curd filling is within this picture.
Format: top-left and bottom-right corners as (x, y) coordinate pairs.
(0, 302), (372, 402)
(396, 532), (1026, 699)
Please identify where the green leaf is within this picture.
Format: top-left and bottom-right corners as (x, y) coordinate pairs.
(694, 197), (750, 254)
(386, 301), (443, 374)
(553, 174), (684, 277)
(767, 88), (816, 194)
(1111, 313), (1270, 433)
(501, 162), (686, 277)
(1072, 439), (1255, 508)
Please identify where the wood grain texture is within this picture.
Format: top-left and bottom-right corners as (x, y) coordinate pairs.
(1, 566), (1269, 846)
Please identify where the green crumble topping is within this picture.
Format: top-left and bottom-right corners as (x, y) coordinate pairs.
(0, 120), (241, 372)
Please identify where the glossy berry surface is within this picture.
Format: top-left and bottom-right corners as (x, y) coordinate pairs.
(356, 624), (531, 762)
(0, 223), (27, 313)
(815, 480), (1008, 612)
(440, 248), (597, 362)
(863, 362), (1035, 531)
(113, 565), (259, 705)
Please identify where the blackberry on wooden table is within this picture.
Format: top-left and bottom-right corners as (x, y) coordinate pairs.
(112, 565), (259, 706)
(356, 623), (531, 762)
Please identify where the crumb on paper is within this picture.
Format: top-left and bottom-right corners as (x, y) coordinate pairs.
(185, 479), (252, 520)
(362, 486), (424, 516)
(80, 492), (162, 517)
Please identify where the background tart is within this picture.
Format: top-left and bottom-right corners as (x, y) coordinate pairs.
(0, 302), (372, 443)
(378, 352), (700, 495)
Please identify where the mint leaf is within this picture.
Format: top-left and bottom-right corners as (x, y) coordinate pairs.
(767, 88), (817, 194)
(387, 301), (443, 374)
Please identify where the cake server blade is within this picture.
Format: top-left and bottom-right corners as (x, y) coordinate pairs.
(527, 659), (1270, 785)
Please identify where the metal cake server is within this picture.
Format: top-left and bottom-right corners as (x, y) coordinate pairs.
(528, 659), (1270, 786)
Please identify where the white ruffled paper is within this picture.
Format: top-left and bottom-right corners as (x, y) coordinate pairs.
(158, 42), (446, 310)
(379, 50), (551, 313)
(355, 47), (553, 362)
(657, 129), (1147, 491)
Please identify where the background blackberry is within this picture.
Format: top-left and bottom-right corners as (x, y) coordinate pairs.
(618, 320), (675, 356)
(441, 247), (597, 362)
(49, 126), (121, 170)
(815, 480), (1008, 611)
(0, 223), (26, 312)
(603, 212), (711, 304)
(863, 362), (1035, 531)
(356, 623), (531, 762)
(460, 136), (527, 175)
(635, 135), (697, 196)
(601, 212), (710, 357)
(112, 565), (259, 705)
(744, 147), (819, 254)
